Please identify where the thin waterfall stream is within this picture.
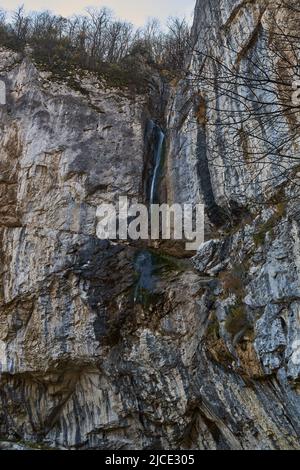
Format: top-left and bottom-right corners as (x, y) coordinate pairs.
(133, 251), (154, 303)
(133, 120), (165, 304)
(150, 125), (165, 205)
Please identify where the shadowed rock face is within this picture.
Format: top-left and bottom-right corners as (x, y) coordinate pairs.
(0, 0), (300, 450)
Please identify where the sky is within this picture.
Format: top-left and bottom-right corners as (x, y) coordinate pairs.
(0, 1), (196, 26)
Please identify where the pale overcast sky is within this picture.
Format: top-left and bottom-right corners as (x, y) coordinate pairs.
(0, 1), (196, 25)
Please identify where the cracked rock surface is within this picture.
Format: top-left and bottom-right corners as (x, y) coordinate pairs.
(0, 0), (300, 450)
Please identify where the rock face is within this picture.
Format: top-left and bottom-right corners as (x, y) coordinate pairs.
(0, 0), (300, 450)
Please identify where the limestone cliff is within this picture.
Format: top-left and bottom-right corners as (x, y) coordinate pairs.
(0, 0), (300, 450)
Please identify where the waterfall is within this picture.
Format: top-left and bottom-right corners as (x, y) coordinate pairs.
(133, 251), (154, 303)
(132, 122), (165, 305)
(149, 123), (165, 205)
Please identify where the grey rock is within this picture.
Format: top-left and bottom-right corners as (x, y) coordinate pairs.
(0, 0), (300, 451)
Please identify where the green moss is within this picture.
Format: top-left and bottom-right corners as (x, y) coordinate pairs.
(150, 251), (188, 275)
(134, 287), (161, 309)
(66, 77), (89, 96)
(133, 250), (186, 308)
(33, 53), (147, 94)
(253, 203), (286, 247)
(253, 230), (265, 247)
(225, 304), (250, 337)
(219, 263), (246, 299)
(97, 63), (146, 93)
(13, 439), (56, 450)
(206, 312), (220, 339)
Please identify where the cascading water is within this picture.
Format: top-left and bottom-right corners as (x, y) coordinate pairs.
(133, 250), (154, 303)
(133, 121), (165, 304)
(147, 120), (165, 205)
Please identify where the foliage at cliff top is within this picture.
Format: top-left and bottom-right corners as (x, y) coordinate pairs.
(0, 6), (190, 90)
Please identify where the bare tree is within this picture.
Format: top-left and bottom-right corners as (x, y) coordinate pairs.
(186, 0), (300, 207)
(86, 7), (111, 66)
(0, 6), (191, 84)
(106, 20), (135, 63)
(11, 5), (31, 44)
(163, 17), (191, 71)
